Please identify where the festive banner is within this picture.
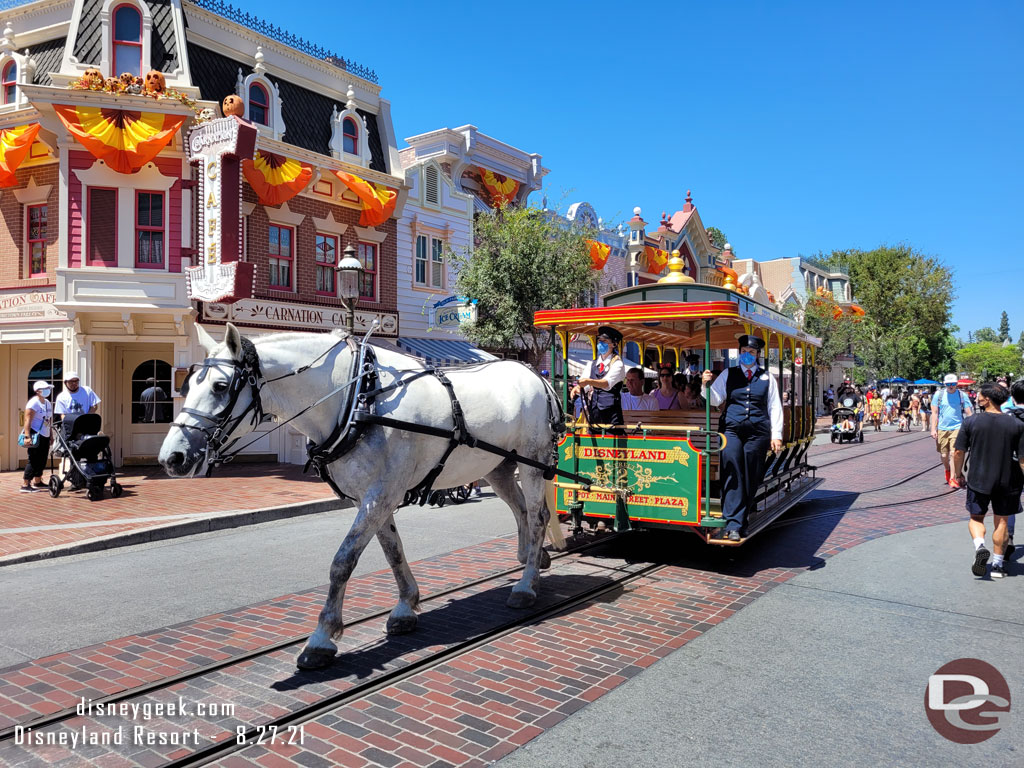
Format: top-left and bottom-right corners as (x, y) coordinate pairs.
(587, 239), (611, 270)
(644, 245), (669, 273)
(334, 170), (398, 227)
(477, 166), (520, 207)
(54, 105), (185, 174)
(0, 123), (41, 187)
(243, 151), (313, 205)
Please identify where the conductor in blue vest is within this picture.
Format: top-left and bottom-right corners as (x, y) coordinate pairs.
(701, 335), (784, 541)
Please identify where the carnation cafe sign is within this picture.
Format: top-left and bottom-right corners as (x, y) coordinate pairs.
(185, 117), (257, 304)
(0, 291), (68, 324)
(204, 298), (398, 336)
(430, 295), (478, 330)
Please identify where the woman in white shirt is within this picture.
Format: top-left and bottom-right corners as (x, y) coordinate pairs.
(21, 380), (54, 492)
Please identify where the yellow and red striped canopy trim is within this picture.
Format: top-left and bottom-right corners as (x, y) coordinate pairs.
(586, 239), (611, 270)
(243, 151), (313, 206)
(54, 105), (185, 174)
(0, 123), (41, 187)
(477, 166), (519, 208)
(334, 170), (397, 227)
(535, 301), (741, 327)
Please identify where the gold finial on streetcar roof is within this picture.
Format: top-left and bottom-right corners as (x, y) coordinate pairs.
(658, 250), (695, 284)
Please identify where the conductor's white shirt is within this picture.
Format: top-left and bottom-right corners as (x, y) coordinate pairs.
(706, 364), (784, 441)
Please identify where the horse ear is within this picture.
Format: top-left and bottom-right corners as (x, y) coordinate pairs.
(224, 323), (245, 361)
(195, 323), (218, 355)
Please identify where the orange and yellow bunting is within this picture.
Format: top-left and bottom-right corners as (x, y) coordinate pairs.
(334, 170), (398, 227)
(644, 245), (669, 273)
(243, 151), (313, 206)
(587, 239), (611, 270)
(54, 105), (185, 174)
(0, 123), (41, 187)
(477, 166), (520, 208)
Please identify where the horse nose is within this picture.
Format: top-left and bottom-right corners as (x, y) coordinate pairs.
(162, 451), (186, 473)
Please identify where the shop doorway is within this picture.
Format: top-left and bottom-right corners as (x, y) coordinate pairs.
(8, 347), (63, 470)
(115, 346), (174, 465)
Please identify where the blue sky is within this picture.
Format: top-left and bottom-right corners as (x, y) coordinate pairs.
(251, 0), (1022, 338)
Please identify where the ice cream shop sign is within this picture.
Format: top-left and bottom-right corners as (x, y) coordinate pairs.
(185, 116), (257, 304)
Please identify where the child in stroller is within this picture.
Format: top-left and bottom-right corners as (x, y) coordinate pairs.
(830, 407), (863, 443)
(48, 413), (122, 500)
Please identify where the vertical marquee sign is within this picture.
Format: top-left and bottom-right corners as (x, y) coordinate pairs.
(185, 116), (258, 303)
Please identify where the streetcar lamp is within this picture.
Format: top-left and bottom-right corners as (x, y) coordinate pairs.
(335, 245), (363, 334)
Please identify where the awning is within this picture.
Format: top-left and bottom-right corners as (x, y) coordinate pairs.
(396, 337), (498, 366)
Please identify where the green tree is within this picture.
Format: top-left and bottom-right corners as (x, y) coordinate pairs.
(974, 327), (999, 343)
(451, 205), (598, 365)
(1018, 331), (1024, 356)
(804, 293), (857, 375)
(956, 342), (1022, 381)
(999, 311), (1010, 342)
(706, 227), (728, 249)
(814, 244), (956, 380)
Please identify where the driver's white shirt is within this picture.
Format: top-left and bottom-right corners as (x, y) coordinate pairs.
(580, 354), (624, 392)
(707, 364), (784, 441)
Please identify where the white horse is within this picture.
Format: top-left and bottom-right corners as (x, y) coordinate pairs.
(158, 323), (562, 669)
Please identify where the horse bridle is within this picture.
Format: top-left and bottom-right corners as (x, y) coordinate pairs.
(170, 336), (267, 472)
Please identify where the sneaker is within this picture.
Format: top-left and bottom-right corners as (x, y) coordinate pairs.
(949, 478), (962, 490)
(19, 485), (36, 493)
(991, 563), (1006, 579)
(945, 469), (951, 484)
(471, 487), (482, 498)
(972, 546), (991, 577)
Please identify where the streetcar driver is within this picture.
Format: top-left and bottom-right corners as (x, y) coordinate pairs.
(570, 326), (625, 428)
(701, 335), (784, 541)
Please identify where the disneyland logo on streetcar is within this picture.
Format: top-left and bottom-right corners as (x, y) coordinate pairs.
(577, 446), (690, 465)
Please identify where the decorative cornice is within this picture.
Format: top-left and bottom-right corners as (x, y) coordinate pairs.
(354, 225), (386, 244)
(312, 210), (347, 237)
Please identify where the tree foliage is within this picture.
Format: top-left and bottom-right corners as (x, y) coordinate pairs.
(999, 311), (1010, 342)
(813, 244), (956, 380)
(803, 290), (857, 374)
(974, 327), (999, 344)
(956, 342), (1022, 380)
(705, 227), (728, 249)
(451, 205), (599, 364)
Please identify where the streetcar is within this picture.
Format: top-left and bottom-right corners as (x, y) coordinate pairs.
(535, 271), (824, 546)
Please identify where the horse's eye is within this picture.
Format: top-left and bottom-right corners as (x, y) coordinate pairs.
(212, 381), (229, 394)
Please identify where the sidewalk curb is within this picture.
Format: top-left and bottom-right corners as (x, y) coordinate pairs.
(0, 496), (349, 568)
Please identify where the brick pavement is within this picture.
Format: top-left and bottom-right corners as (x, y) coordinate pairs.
(0, 463), (334, 560)
(0, 429), (955, 767)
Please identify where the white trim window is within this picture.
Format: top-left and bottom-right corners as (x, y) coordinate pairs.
(415, 234), (445, 289)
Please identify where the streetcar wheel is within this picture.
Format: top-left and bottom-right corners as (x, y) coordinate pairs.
(111, 483), (123, 498)
(49, 475), (62, 498)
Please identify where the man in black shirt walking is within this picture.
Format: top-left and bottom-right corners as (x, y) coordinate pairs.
(952, 382), (1024, 579)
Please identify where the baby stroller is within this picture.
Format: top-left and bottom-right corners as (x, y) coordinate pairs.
(830, 406), (863, 443)
(48, 413), (123, 501)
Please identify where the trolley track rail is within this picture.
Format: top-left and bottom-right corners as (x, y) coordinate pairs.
(0, 532), (621, 743)
(813, 431), (933, 469)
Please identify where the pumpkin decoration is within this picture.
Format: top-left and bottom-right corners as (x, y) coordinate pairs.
(104, 77), (120, 91)
(144, 70), (166, 94)
(82, 68), (103, 85)
(221, 94), (245, 118)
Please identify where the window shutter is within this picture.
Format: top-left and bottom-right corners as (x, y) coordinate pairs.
(425, 165), (440, 205)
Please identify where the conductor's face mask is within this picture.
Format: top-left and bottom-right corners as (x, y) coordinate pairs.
(597, 341), (610, 356)
(738, 351), (757, 367)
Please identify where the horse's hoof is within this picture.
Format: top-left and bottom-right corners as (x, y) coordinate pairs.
(539, 549), (551, 570)
(296, 647), (336, 670)
(506, 589), (536, 609)
(386, 614), (418, 635)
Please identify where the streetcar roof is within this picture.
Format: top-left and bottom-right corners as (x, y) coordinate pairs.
(534, 287), (822, 352)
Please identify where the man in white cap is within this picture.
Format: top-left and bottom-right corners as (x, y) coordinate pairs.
(54, 370), (101, 419)
(932, 373), (972, 486)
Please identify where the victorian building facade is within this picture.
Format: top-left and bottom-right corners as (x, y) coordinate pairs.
(0, 0), (405, 468)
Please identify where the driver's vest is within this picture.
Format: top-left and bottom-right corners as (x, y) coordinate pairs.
(588, 356), (622, 416)
(720, 366), (769, 434)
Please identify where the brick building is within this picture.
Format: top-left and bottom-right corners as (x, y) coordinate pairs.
(0, 0), (404, 468)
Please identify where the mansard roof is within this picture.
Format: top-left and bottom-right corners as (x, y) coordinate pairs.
(187, 43), (387, 170)
(74, 0), (179, 73)
(31, 38), (67, 85)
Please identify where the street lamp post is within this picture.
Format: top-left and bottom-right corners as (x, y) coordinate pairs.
(335, 244), (363, 335)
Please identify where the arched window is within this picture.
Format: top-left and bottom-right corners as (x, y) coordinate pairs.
(2, 61), (16, 104)
(131, 359), (172, 423)
(112, 4), (142, 77)
(249, 83), (269, 125)
(342, 117), (358, 155)
(27, 358), (63, 402)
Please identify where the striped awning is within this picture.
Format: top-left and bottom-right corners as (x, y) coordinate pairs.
(396, 337), (497, 366)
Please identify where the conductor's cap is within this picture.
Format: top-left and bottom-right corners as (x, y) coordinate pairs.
(737, 334), (765, 351)
(597, 326), (622, 345)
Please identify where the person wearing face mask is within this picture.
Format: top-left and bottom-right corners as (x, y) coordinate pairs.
(683, 354), (702, 389)
(932, 373), (973, 485)
(701, 335), (784, 541)
(570, 326), (625, 428)
(952, 383), (1024, 579)
(21, 380), (54, 492)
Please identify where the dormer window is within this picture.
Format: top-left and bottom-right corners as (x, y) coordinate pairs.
(343, 117), (358, 155)
(2, 61), (15, 104)
(249, 83), (269, 125)
(112, 4), (142, 76)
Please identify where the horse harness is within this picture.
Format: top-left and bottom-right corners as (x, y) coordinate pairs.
(175, 333), (589, 503)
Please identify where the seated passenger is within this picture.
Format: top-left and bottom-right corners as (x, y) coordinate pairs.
(621, 367), (658, 411)
(681, 380), (706, 410)
(653, 366), (682, 410)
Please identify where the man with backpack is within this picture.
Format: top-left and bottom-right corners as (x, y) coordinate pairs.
(932, 373), (973, 486)
(952, 383), (1024, 579)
